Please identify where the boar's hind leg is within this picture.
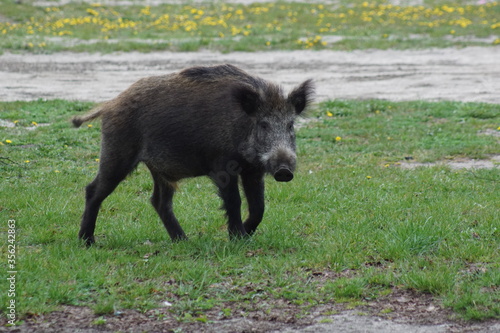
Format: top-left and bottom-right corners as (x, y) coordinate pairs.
(150, 173), (187, 241)
(241, 172), (265, 235)
(79, 156), (138, 246)
(213, 174), (248, 239)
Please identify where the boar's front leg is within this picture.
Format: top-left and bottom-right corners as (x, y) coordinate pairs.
(79, 149), (140, 246)
(241, 171), (265, 235)
(149, 172), (187, 242)
(213, 174), (248, 239)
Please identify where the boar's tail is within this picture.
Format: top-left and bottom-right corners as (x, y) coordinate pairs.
(71, 105), (106, 128)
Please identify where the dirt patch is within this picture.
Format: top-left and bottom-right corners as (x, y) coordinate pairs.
(0, 12), (15, 24)
(479, 129), (500, 138)
(0, 119), (16, 128)
(3, 288), (499, 333)
(0, 119), (50, 131)
(398, 155), (500, 170)
(1, 47), (500, 103)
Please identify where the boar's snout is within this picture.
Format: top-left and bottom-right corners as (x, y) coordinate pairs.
(267, 147), (296, 182)
(274, 167), (294, 182)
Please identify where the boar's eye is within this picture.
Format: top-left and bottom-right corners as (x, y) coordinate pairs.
(287, 122), (294, 131)
(258, 121), (270, 131)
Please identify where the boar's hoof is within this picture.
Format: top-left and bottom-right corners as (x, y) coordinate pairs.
(79, 234), (95, 247)
(274, 168), (294, 182)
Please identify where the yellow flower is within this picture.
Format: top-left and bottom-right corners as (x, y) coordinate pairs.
(265, 41), (271, 46)
(86, 8), (99, 16)
(384, 164), (390, 168)
(25, 160), (30, 163)
(326, 111), (333, 117)
(95, 158), (100, 162)
(87, 124), (93, 128)
(335, 136), (342, 141)
(140, 6), (151, 16)
(366, 176), (372, 179)
(32, 121), (38, 126)
(497, 126), (500, 130)
(5, 140), (12, 144)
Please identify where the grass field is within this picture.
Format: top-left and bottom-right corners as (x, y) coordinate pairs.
(1, 99), (499, 325)
(0, 0), (499, 53)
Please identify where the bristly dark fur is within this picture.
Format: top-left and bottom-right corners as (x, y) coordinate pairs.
(288, 79), (315, 114)
(179, 64), (263, 86)
(180, 64), (246, 80)
(73, 64), (314, 246)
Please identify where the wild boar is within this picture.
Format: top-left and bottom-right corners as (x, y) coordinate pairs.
(73, 64), (314, 245)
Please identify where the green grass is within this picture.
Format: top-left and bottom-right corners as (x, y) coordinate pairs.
(0, 99), (499, 323)
(0, 0), (499, 53)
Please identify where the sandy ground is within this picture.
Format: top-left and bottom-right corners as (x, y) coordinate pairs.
(1, 47), (500, 104)
(1, 47), (499, 332)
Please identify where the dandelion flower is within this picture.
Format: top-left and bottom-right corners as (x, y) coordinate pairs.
(335, 136), (342, 141)
(25, 160), (30, 163)
(32, 121), (38, 126)
(5, 140), (12, 144)
(87, 124), (93, 128)
(366, 176), (372, 179)
(95, 158), (100, 162)
(326, 111), (333, 117)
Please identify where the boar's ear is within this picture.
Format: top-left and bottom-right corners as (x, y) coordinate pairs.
(288, 79), (314, 115)
(233, 85), (261, 116)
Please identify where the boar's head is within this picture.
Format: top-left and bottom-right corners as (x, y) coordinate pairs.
(235, 79), (314, 182)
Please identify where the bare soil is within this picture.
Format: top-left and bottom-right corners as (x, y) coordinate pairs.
(1, 47), (500, 103)
(0, 289), (500, 333)
(2, 288), (500, 332)
(1, 47), (500, 332)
